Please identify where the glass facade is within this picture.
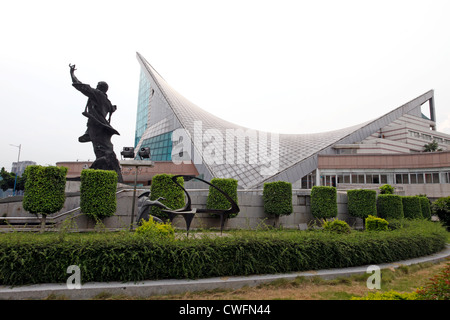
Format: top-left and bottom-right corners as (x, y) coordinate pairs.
(135, 70), (152, 147)
(140, 132), (173, 161)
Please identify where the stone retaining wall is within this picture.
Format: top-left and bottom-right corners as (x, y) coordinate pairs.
(0, 184), (358, 231)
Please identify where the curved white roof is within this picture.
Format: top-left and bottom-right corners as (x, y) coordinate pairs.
(136, 52), (434, 188)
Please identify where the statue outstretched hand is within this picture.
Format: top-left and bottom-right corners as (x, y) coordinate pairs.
(69, 63), (76, 73)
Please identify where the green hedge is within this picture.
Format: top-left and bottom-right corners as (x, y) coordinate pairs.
(263, 181), (293, 216)
(347, 189), (377, 219)
(23, 165), (67, 217)
(377, 194), (404, 220)
(80, 169), (118, 221)
(431, 196), (450, 227)
(418, 196), (431, 220)
(150, 174), (185, 220)
(206, 178), (239, 218)
(402, 196), (423, 219)
(311, 186), (338, 219)
(0, 220), (446, 286)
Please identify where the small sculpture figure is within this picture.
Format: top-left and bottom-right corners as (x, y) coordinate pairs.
(136, 191), (169, 224)
(69, 64), (123, 182)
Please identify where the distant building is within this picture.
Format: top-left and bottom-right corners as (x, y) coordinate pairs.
(131, 52), (450, 198)
(11, 161), (36, 177)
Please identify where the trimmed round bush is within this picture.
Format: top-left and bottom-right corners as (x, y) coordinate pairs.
(347, 189), (377, 219)
(206, 178), (239, 218)
(80, 169), (118, 221)
(263, 181), (293, 217)
(322, 219), (351, 234)
(402, 196), (423, 219)
(134, 216), (175, 241)
(23, 165), (68, 231)
(379, 184), (394, 194)
(150, 174), (185, 220)
(311, 186), (338, 219)
(377, 194), (403, 219)
(365, 215), (389, 231)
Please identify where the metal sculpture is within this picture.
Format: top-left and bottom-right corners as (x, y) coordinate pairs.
(161, 175), (240, 235)
(136, 191), (168, 225)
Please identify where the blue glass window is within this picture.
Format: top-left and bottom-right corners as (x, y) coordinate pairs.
(140, 132), (173, 161)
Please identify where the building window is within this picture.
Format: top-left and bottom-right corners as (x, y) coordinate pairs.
(395, 173), (409, 184)
(140, 132), (173, 161)
(444, 172), (450, 183)
(418, 173), (424, 184)
(301, 173), (316, 189)
(433, 172), (440, 184)
(409, 130), (420, 138)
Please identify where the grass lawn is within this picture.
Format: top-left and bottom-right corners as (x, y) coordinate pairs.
(78, 259), (449, 301)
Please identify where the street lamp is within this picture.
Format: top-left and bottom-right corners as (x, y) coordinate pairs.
(9, 144), (21, 196)
(120, 147), (154, 230)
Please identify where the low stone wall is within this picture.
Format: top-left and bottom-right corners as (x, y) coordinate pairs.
(171, 189), (353, 230)
(0, 185), (357, 231)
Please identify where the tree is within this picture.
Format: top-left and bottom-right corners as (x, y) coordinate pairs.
(0, 167), (26, 193)
(23, 165), (67, 232)
(423, 140), (442, 152)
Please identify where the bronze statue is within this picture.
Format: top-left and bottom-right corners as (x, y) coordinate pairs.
(69, 64), (123, 182)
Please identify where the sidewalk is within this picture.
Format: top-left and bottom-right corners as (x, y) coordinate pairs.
(1, 245), (449, 300)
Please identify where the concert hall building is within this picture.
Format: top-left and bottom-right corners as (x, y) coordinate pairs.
(117, 53), (450, 198)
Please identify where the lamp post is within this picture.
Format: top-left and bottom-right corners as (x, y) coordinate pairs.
(9, 144), (21, 196)
(120, 147), (153, 230)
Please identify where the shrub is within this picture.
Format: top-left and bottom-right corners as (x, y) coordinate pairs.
(347, 189), (377, 220)
(0, 220), (446, 286)
(134, 216), (175, 241)
(150, 174), (185, 220)
(416, 263), (450, 300)
(377, 194), (403, 220)
(311, 186), (338, 219)
(206, 178), (239, 218)
(431, 196), (450, 228)
(263, 181), (293, 217)
(322, 219), (351, 234)
(80, 169), (118, 221)
(365, 215), (389, 231)
(402, 196), (423, 219)
(352, 290), (418, 300)
(379, 184), (395, 194)
(418, 196), (432, 220)
(23, 165), (68, 232)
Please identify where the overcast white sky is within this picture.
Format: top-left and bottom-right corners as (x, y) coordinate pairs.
(1, 0), (450, 170)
